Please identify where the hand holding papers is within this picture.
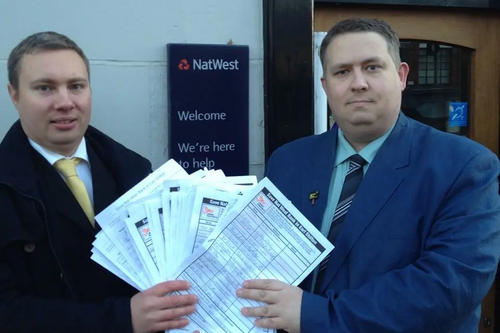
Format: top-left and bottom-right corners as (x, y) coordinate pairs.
(91, 159), (334, 333)
(130, 280), (198, 333)
(237, 279), (303, 333)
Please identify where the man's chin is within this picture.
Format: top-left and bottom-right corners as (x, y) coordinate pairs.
(341, 122), (390, 142)
(351, 119), (375, 126)
(49, 134), (84, 147)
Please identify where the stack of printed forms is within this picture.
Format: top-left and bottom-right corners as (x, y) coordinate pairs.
(91, 159), (333, 333)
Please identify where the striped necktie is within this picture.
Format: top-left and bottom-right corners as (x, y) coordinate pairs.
(315, 154), (366, 292)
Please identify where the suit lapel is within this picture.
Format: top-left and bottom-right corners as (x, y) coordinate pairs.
(87, 143), (118, 215)
(300, 129), (338, 231)
(87, 142), (119, 232)
(296, 129), (337, 292)
(320, 114), (412, 293)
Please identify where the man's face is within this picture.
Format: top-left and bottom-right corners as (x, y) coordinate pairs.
(8, 49), (91, 156)
(321, 32), (409, 146)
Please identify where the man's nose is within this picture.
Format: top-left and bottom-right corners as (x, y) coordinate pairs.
(54, 88), (75, 110)
(350, 69), (368, 91)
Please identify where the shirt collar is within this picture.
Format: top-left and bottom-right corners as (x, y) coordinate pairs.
(334, 121), (396, 167)
(28, 137), (90, 166)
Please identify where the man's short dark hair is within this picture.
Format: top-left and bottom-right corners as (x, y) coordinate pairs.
(8, 31), (90, 90)
(319, 17), (401, 72)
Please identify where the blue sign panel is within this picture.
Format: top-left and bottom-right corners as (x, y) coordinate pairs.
(167, 44), (249, 175)
(449, 102), (468, 127)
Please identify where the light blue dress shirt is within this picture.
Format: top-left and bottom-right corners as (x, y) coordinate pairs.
(310, 123), (395, 291)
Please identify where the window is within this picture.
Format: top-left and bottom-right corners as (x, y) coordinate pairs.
(400, 40), (472, 137)
(417, 43), (451, 85)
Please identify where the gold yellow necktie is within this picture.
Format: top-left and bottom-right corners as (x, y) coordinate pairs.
(54, 158), (95, 227)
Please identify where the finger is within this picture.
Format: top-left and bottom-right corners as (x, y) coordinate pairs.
(253, 317), (283, 329)
(151, 280), (192, 296)
(156, 304), (197, 322)
(241, 304), (277, 317)
(242, 279), (284, 291)
(154, 317), (190, 331)
(236, 288), (278, 303)
(159, 294), (199, 309)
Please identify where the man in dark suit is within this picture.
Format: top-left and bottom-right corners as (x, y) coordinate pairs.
(0, 31), (198, 333)
(236, 18), (500, 333)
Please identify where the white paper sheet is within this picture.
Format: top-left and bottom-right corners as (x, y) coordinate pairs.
(91, 161), (327, 333)
(94, 159), (188, 289)
(91, 247), (141, 290)
(146, 196), (167, 280)
(91, 230), (146, 290)
(169, 178), (334, 333)
(185, 184), (242, 255)
(125, 204), (161, 285)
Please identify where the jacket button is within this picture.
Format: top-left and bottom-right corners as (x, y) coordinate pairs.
(24, 243), (36, 253)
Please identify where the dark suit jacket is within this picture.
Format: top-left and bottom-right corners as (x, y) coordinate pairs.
(0, 121), (152, 333)
(266, 113), (500, 333)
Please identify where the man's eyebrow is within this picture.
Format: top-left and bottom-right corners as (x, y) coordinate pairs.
(331, 57), (385, 70)
(68, 77), (88, 83)
(30, 78), (55, 85)
(30, 77), (88, 85)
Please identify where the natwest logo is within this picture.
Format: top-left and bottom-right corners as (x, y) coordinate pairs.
(178, 59), (190, 70)
(192, 58), (239, 71)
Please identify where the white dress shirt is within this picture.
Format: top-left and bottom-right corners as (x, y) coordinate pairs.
(29, 138), (94, 207)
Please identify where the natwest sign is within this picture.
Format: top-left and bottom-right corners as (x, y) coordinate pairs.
(167, 43), (249, 176)
(177, 58), (240, 71)
(192, 58), (239, 70)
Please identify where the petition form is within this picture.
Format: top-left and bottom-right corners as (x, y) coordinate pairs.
(187, 184), (243, 254)
(170, 177), (334, 333)
(93, 159), (188, 289)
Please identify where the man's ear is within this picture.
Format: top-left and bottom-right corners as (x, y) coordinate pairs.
(7, 83), (19, 105)
(398, 62), (410, 91)
(321, 76), (327, 92)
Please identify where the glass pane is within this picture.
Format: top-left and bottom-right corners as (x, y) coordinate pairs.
(400, 40), (472, 137)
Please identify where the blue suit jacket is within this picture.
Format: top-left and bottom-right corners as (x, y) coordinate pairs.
(265, 113), (500, 333)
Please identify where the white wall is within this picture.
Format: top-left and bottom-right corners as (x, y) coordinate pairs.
(0, 0), (264, 177)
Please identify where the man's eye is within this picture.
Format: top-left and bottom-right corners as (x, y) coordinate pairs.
(36, 85), (51, 92)
(366, 65), (381, 71)
(334, 70), (348, 76)
(71, 84), (84, 90)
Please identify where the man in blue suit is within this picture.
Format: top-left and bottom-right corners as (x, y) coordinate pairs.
(236, 18), (500, 332)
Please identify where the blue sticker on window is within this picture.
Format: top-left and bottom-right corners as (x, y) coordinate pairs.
(449, 102), (468, 127)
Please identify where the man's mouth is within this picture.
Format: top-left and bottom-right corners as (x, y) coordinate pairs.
(348, 100), (372, 104)
(51, 119), (76, 124)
